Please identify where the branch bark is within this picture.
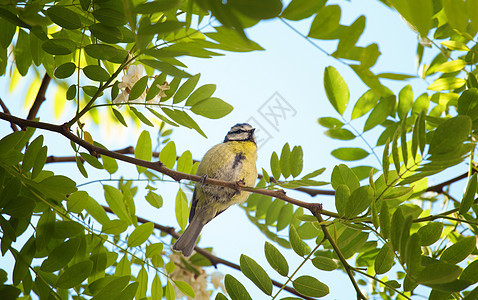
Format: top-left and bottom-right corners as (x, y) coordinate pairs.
(101, 205), (314, 300)
(26, 73), (51, 121)
(0, 112), (337, 219)
(0, 97), (19, 132)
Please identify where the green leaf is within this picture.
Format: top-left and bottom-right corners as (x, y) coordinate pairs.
(331, 147), (369, 161)
(311, 256), (338, 271)
(375, 245), (395, 274)
(12, 237), (35, 286)
(127, 222), (154, 248)
(138, 21), (185, 35)
(281, 0), (325, 20)
(389, 0), (433, 36)
(13, 29), (31, 76)
(130, 107), (154, 127)
(289, 224), (310, 256)
(457, 88), (478, 121)
(191, 97), (233, 119)
(41, 237), (81, 272)
(175, 189), (188, 230)
(335, 184), (350, 218)
(398, 85), (413, 120)
(47, 6), (81, 29)
(406, 233), (422, 275)
(344, 186), (372, 218)
(129, 75), (149, 100)
(429, 115), (472, 155)
(89, 24), (123, 44)
(92, 276), (130, 300)
(112, 108), (127, 126)
(323, 66), (349, 115)
(174, 281), (195, 298)
(54, 62), (76, 79)
(308, 5), (341, 39)
(280, 143), (291, 179)
(85, 44), (119, 60)
(173, 74), (200, 104)
(441, 236), (476, 264)
(103, 185), (130, 224)
(416, 263), (462, 285)
(93, 8), (126, 27)
(435, 59), (467, 73)
(83, 65), (110, 82)
(331, 164), (359, 192)
(324, 128), (355, 140)
(428, 77), (466, 91)
(317, 117), (343, 128)
(461, 260), (478, 283)
(152, 275), (163, 299)
(135, 267), (148, 299)
(264, 242), (289, 276)
(290, 146), (303, 177)
(42, 38), (76, 55)
(140, 59), (191, 77)
(364, 95), (395, 131)
(135, 0), (182, 13)
(224, 274), (252, 300)
(460, 173), (477, 215)
(417, 222), (442, 246)
(292, 275), (329, 298)
(56, 261), (93, 288)
(185, 84), (217, 106)
(270, 151), (281, 180)
(229, 0), (282, 20)
(276, 203), (293, 231)
(80, 152), (103, 169)
(102, 220), (128, 235)
(240, 254), (273, 295)
(67, 84), (76, 100)
(22, 135), (43, 172)
(158, 141), (176, 169)
(145, 191), (163, 209)
(351, 89), (379, 120)
(135, 130), (152, 174)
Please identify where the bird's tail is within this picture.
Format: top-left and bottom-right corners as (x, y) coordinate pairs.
(172, 217), (205, 257)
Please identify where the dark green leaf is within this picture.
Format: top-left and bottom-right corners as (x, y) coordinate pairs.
(135, 0), (182, 13)
(130, 107), (154, 127)
(47, 6), (81, 29)
(429, 116), (471, 155)
(416, 263), (462, 285)
(224, 274), (252, 300)
(41, 238), (80, 272)
(441, 236), (476, 264)
(344, 186), (372, 218)
(460, 173), (477, 214)
(292, 276), (329, 297)
(129, 75), (149, 100)
(311, 256), (337, 271)
(42, 39), (76, 55)
(240, 254), (273, 295)
(56, 261), (93, 288)
(264, 242), (289, 276)
(186, 84), (217, 106)
(335, 184), (350, 218)
(54, 62), (76, 79)
(281, 0), (325, 20)
(174, 281), (195, 298)
(375, 245), (395, 274)
(93, 8), (126, 27)
(112, 108), (127, 126)
(417, 222), (442, 246)
(140, 59), (190, 77)
(331, 164), (359, 192)
(173, 74), (200, 104)
(83, 65), (110, 82)
(89, 24), (123, 44)
(289, 225), (310, 256)
(270, 151), (281, 180)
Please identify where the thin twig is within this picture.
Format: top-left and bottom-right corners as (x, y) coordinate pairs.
(101, 205), (313, 300)
(26, 73), (51, 121)
(0, 97), (19, 131)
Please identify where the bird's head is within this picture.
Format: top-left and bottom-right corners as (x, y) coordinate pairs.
(224, 123), (256, 144)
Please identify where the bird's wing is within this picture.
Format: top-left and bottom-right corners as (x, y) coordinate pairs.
(189, 188), (198, 222)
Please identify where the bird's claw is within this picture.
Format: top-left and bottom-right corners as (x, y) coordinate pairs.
(234, 178), (246, 192)
(200, 174), (208, 185)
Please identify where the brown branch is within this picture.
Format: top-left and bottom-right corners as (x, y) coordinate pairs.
(0, 112), (337, 218)
(44, 147), (337, 197)
(26, 73), (51, 121)
(101, 205), (314, 300)
(0, 97), (19, 132)
(425, 171), (469, 193)
(313, 212), (366, 300)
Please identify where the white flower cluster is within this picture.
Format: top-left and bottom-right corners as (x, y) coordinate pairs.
(169, 252), (226, 299)
(113, 64), (170, 107)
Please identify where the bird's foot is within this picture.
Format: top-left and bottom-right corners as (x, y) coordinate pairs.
(200, 174), (208, 185)
(234, 178), (246, 193)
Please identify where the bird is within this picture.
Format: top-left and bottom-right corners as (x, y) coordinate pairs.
(173, 123), (258, 257)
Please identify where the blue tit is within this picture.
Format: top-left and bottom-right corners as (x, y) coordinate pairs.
(173, 123), (258, 257)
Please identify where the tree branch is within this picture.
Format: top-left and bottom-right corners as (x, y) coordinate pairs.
(26, 73), (51, 121)
(101, 205), (314, 300)
(0, 97), (19, 132)
(0, 113), (337, 218)
(313, 212), (366, 300)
